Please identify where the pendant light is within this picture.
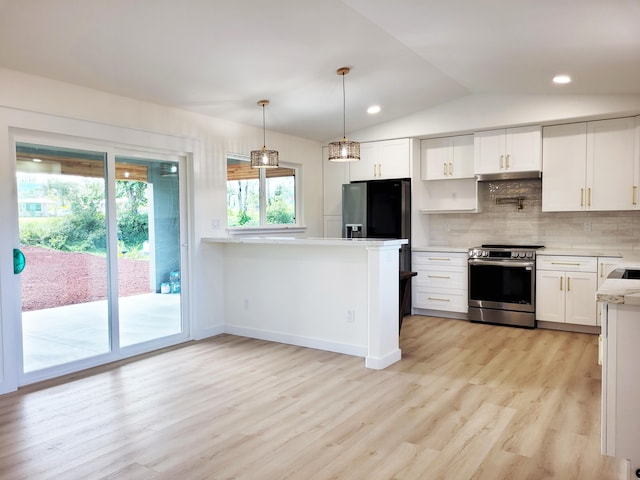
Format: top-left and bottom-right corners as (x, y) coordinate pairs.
(328, 67), (360, 162)
(250, 100), (279, 168)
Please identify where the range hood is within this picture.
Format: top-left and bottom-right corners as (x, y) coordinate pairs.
(475, 170), (542, 181)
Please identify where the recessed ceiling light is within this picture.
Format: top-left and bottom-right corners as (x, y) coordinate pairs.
(32, 158), (42, 163)
(367, 105), (381, 114)
(553, 74), (571, 84)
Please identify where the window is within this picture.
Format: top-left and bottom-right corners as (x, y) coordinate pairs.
(226, 155), (299, 229)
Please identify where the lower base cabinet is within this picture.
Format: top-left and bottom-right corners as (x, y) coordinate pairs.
(536, 256), (597, 326)
(412, 251), (468, 314)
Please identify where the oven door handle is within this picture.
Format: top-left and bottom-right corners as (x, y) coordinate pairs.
(468, 259), (535, 268)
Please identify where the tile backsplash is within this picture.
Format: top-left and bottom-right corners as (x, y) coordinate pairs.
(427, 179), (640, 251)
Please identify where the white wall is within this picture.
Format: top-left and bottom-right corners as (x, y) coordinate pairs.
(0, 67), (322, 393)
(347, 93), (640, 142)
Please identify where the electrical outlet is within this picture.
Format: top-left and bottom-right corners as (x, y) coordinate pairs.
(346, 310), (355, 322)
(211, 218), (220, 229)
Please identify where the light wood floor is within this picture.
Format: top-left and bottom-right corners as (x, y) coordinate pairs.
(0, 316), (629, 479)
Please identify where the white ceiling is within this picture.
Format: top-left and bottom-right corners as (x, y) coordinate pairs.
(0, 0), (639, 142)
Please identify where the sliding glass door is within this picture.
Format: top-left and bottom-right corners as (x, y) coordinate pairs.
(115, 156), (182, 348)
(16, 140), (185, 381)
(17, 143), (111, 373)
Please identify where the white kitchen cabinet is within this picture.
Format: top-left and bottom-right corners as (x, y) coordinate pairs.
(542, 117), (636, 212)
(421, 135), (474, 180)
(349, 138), (411, 181)
(598, 256), (623, 289)
(412, 251), (468, 314)
(419, 179), (480, 213)
(597, 256), (623, 327)
(322, 146), (349, 237)
(536, 256), (597, 326)
(601, 303), (640, 476)
(474, 125), (541, 175)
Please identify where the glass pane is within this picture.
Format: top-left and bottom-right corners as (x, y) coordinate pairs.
(116, 157), (182, 347)
(266, 167), (296, 225)
(16, 142), (110, 372)
(227, 157), (259, 226)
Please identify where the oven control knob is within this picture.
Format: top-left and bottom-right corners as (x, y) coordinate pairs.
(482, 251), (489, 257)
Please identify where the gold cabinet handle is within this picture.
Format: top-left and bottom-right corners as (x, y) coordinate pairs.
(443, 163), (447, 176)
(580, 188), (584, 207)
(567, 276), (571, 292)
(428, 275), (451, 279)
(551, 262), (581, 266)
(588, 188), (591, 207)
(505, 154), (510, 169)
(428, 257), (451, 261)
(560, 277), (563, 291)
(633, 186), (638, 206)
(428, 297), (450, 302)
(448, 162), (453, 176)
(600, 263), (604, 278)
(499, 154), (505, 169)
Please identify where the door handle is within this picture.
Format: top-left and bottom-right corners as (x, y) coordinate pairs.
(567, 277), (571, 291)
(505, 154), (510, 169)
(560, 277), (563, 291)
(448, 162), (453, 175)
(499, 155), (504, 169)
(13, 248), (26, 274)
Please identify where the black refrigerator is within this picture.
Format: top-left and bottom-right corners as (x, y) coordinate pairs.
(342, 178), (411, 273)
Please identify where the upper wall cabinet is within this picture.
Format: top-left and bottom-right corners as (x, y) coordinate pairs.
(542, 117), (636, 212)
(349, 138), (411, 181)
(421, 135), (474, 180)
(474, 125), (541, 175)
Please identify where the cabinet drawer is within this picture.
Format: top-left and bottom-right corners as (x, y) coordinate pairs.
(413, 252), (468, 267)
(414, 267), (467, 289)
(537, 255), (597, 272)
(413, 287), (468, 313)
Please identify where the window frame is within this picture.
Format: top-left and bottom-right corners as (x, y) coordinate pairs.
(226, 154), (304, 235)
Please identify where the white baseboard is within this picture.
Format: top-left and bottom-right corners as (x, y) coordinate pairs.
(366, 348), (402, 370)
(193, 324), (225, 340)
(224, 324), (368, 358)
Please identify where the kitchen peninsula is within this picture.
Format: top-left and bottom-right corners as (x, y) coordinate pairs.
(201, 236), (408, 369)
(597, 263), (640, 478)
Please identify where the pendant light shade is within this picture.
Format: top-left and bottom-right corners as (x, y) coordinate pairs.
(328, 67), (360, 162)
(251, 100), (279, 168)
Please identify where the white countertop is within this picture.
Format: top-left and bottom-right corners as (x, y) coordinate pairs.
(597, 262), (640, 305)
(539, 248), (639, 258)
(202, 236), (408, 247)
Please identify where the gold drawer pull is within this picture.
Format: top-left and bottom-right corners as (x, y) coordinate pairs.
(560, 277), (563, 291)
(567, 277), (571, 291)
(428, 297), (450, 302)
(428, 275), (451, 279)
(428, 257), (451, 261)
(551, 262), (581, 266)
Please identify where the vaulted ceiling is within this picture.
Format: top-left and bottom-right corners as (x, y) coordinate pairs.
(0, 0), (639, 141)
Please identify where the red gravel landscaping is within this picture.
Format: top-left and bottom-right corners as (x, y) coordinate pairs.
(20, 245), (151, 311)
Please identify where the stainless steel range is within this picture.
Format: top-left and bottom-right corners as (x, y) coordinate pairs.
(468, 244), (544, 328)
